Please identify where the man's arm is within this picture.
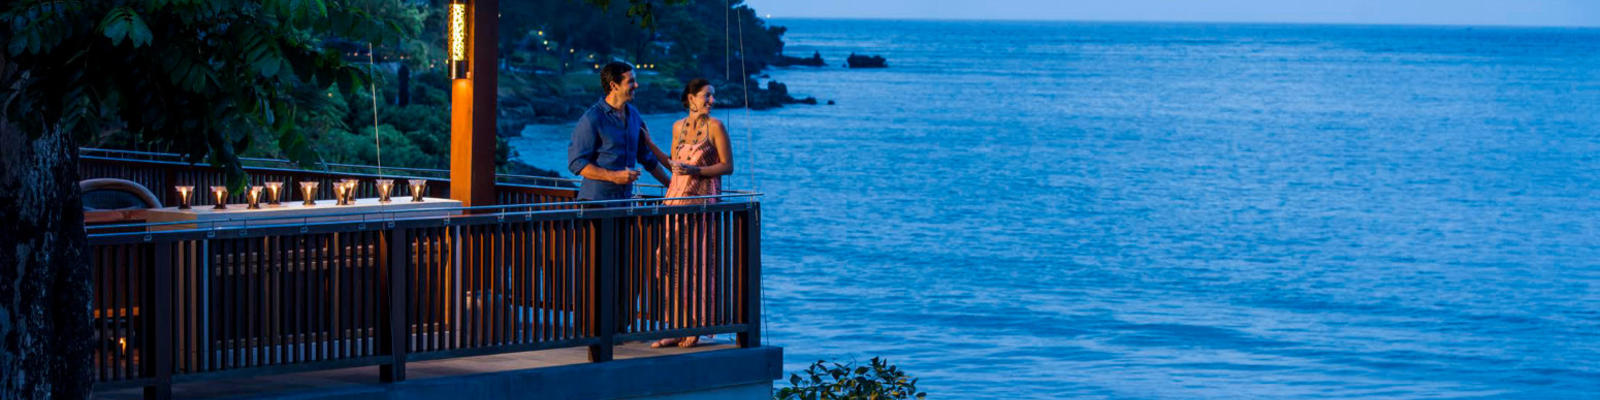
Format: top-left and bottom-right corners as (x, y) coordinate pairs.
(569, 114), (635, 184)
(638, 122), (670, 185)
(579, 165), (637, 185)
(643, 163), (669, 186)
(641, 124), (672, 172)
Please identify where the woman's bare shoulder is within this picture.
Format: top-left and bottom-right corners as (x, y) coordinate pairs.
(707, 117), (728, 132)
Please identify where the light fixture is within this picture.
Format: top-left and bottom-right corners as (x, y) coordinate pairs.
(409, 179), (428, 202)
(174, 186), (194, 209)
(333, 180), (351, 206)
(247, 186), (263, 209)
(449, 0), (469, 79)
(344, 179), (359, 204)
(210, 186), (228, 210)
(334, 179), (359, 206)
(300, 181), (319, 206)
(376, 179), (394, 203)
(264, 181), (283, 205)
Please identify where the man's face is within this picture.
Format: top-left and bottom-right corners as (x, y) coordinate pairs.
(611, 71), (638, 102)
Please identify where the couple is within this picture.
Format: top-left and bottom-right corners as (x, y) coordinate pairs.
(567, 62), (733, 348)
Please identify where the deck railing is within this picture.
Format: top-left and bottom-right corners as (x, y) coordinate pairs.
(80, 153), (762, 400)
(77, 148), (581, 207)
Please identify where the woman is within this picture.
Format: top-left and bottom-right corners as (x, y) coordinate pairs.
(649, 78), (734, 348)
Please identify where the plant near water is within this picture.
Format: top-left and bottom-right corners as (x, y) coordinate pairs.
(775, 358), (927, 400)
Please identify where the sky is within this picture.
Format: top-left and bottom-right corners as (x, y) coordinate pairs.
(742, 0), (1600, 27)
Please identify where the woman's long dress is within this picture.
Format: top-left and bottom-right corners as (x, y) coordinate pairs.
(662, 138), (721, 329)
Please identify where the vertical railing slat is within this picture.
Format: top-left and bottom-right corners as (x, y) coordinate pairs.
(589, 217), (617, 362)
(146, 242), (173, 400)
(739, 206), (762, 348)
(380, 228), (408, 382)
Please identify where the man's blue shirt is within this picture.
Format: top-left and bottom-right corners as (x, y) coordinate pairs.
(568, 99), (659, 200)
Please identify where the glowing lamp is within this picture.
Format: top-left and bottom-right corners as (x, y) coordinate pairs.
(334, 179), (359, 205)
(448, 0), (469, 79)
(300, 181), (319, 206)
(409, 179), (428, 202)
(333, 180), (352, 206)
(174, 186), (194, 209)
(264, 181), (283, 205)
(247, 186), (263, 209)
(210, 186), (229, 210)
(376, 179), (395, 203)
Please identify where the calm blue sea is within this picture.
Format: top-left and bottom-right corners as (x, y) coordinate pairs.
(513, 19), (1600, 399)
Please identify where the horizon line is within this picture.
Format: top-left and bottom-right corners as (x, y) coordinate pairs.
(761, 16), (1600, 30)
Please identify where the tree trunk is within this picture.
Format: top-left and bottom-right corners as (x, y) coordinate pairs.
(0, 117), (94, 399)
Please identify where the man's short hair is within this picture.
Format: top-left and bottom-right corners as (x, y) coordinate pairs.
(600, 62), (634, 95)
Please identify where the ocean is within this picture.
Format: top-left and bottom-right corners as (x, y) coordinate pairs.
(512, 19), (1600, 399)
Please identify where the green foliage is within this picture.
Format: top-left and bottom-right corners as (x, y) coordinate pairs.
(2, 0), (783, 189)
(1, 0), (420, 190)
(502, 0), (786, 83)
(775, 358), (928, 400)
(579, 0), (690, 30)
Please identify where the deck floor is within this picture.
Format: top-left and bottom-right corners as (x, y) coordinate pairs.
(92, 338), (740, 399)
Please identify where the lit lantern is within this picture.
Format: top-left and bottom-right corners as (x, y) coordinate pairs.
(343, 179), (359, 204)
(247, 186), (263, 209)
(300, 181), (319, 206)
(174, 186), (194, 209)
(210, 186), (229, 210)
(376, 179), (395, 203)
(448, 0), (469, 80)
(264, 181), (283, 205)
(333, 180), (351, 206)
(409, 179), (428, 202)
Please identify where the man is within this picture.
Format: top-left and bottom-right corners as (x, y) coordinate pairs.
(569, 62), (670, 203)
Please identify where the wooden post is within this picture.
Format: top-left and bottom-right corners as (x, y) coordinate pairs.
(449, 0), (498, 210)
(589, 218), (616, 362)
(380, 229), (409, 382)
(737, 206), (761, 348)
(145, 243), (173, 400)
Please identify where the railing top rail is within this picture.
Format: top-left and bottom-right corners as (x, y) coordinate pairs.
(79, 149), (586, 188)
(85, 197), (760, 244)
(80, 147), (760, 193)
(86, 192), (762, 238)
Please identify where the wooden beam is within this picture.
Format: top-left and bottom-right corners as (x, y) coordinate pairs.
(450, 0), (498, 209)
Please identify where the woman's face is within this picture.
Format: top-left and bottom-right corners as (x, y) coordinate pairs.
(690, 86), (715, 113)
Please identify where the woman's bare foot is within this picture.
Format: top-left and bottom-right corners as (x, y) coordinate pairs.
(650, 338), (681, 348)
(677, 336), (700, 348)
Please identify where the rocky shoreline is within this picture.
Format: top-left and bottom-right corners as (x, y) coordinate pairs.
(499, 78), (817, 130)
(498, 76), (818, 180)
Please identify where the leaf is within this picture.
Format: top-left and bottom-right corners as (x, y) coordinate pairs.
(99, 6), (152, 47)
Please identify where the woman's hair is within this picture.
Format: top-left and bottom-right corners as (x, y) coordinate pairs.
(681, 78), (712, 110)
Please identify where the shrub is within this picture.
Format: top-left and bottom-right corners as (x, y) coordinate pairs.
(775, 357), (926, 400)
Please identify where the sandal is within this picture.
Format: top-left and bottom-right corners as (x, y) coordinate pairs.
(650, 338), (681, 348)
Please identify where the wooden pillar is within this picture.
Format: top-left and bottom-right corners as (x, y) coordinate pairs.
(450, 0), (498, 209)
(145, 243), (173, 400)
(589, 218), (617, 362)
(737, 205), (761, 348)
(380, 229), (409, 382)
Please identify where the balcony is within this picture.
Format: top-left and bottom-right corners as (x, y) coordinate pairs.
(78, 149), (779, 400)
